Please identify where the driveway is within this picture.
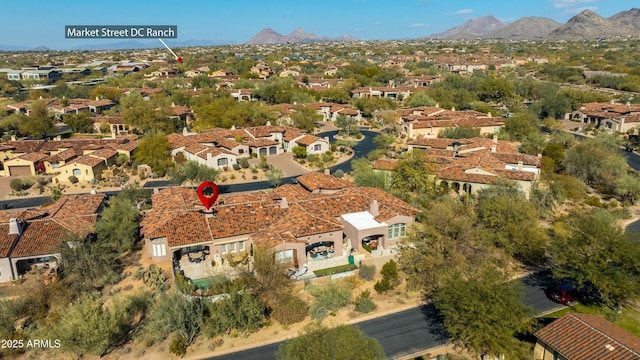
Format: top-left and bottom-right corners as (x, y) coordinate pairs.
(263, 153), (309, 177)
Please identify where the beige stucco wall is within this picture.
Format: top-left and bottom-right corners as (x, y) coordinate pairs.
(533, 342), (567, 360)
(55, 162), (105, 183)
(0, 257), (15, 283)
(145, 237), (172, 262)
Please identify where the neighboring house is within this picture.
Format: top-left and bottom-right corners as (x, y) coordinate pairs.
(229, 89), (257, 102)
(53, 149), (117, 184)
(566, 102), (640, 133)
(20, 69), (62, 83)
(2, 152), (47, 176)
(0, 194), (105, 282)
(351, 85), (429, 101)
(375, 136), (541, 199)
(400, 109), (503, 139)
(250, 63), (274, 79)
(534, 313), (640, 360)
(290, 134), (330, 155)
(141, 172), (419, 270)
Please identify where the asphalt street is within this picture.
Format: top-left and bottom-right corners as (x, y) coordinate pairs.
(207, 271), (561, 360)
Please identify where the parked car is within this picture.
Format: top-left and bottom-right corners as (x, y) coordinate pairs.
(545, 283), (587, 306)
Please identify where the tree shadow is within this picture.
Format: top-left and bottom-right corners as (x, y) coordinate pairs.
(419, 301), (449, 343)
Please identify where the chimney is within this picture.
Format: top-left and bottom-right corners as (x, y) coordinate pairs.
(517, 161), (523, 170)
(9, 218), (21, 235)
(280, 197), (288, 209)
(153, 188), (159, 194)
(370, 199), (379, 217)
(491, 145), (496, 153)
(492, 135), (498, 143)
(324, 168), (330, 175)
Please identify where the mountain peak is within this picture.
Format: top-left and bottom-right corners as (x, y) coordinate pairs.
(428, 14), (505, 39)
(246, 27), (354, 44)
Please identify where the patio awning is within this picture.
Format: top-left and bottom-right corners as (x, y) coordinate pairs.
(340, 211), (387, 231)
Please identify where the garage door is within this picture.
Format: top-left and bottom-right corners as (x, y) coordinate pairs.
(8, 166), (31, 176)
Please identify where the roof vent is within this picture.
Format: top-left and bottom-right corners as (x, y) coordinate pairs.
(605, 344), (615, 351)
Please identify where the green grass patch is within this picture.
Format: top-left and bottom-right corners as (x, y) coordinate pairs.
(313, 264), (358, 278)
(361, 243), (372, 253)
(192, 275), (229, 290)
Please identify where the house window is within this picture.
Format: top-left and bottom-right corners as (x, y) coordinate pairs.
(314, 144), (321, 151)
(152, 243), (166, 257)
(73, 169), (81, 176)
(387, 223), (406, 239)
(221, 244), (227, 254)
(229, 242), (236, 253)
(239, 149), (244, 154)
(52, 163), (58, 169)
(275, 249), (294, 264)
(217, 158), (228, 167)
(239, 241), (245, 252)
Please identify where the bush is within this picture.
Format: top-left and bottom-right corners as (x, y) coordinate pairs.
(169, 335), (187, 357)
(374, 277), (391, 294)
(358, 264), (376, 282)
(232, 163), (241, 170)
(239, 158), (250, 169)
(334, 169), (345, 178)
(308, 280), (352, 321)
(270, 294), (308, 325)
(143, 264), (167, 291)
(355, 290), (377, 313)
(68, 175), (79, 184)
(9, 178), (25, 191)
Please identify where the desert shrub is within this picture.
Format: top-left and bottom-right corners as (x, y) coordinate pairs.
(307, 154), (318, 163)
(334, 169), (345, 178)
(68, 175), (79, 184)
(232, 163), (241, 170)
(355, 290), (377, 313)
(270, 294), (308, 325)
(307, 280), (352, 321)
(374, 277), (391, 294)
(9, 178), (25, 191)
(206, 288), (268, 336)
(239, 158), (250, 168)
(169, 335), (187, 357)
(143, 264), (167, 291)
(358, 264), (376, 282)
(585, 196), (603, 207)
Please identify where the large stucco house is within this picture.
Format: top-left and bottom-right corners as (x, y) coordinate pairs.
(141, 172), (419, 271)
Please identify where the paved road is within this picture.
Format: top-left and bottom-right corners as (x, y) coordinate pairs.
(208, 272), (560, 360)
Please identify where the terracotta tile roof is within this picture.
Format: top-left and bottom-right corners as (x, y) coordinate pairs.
(2, 194), (104, 258)
(535, 313), (640, 360)
(0, 225), (19, 257)
(142, 175), (420, 248)
(44, 148), (80, 163)
(88, 148), (117, 160)
(16, 152), (48, 163)
(294, 134), (324, 146)
(68, 154), (105, 167)
(245, 138), (278, 147)
(297, 172), (355, 192)
(10, 220), (74, 257)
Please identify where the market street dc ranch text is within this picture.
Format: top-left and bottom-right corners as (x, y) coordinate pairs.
(65, 26), (177, 38)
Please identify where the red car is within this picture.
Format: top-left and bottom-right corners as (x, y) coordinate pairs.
(546, 284), (585, 306)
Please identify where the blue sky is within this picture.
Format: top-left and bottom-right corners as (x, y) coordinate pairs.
(0, 0), (637, 49)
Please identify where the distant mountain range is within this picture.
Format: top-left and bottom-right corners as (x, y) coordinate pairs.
(426, 8), (640, 41)
(246, 27), (356, 45)
(2, 8), (640, 51)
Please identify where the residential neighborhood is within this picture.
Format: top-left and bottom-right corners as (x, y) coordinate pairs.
(1, 4), (640, 360)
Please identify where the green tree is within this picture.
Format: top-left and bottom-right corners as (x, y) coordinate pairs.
(373, 133), (394, 150)
(406, 91), (437, 107)
(290, 106), (321, 132)
(276, 324), (385, 360)
(335, 114), (359, 136)
(399, 197), (486, 294)
(390, 151), (435, 201)
(433, 268), (534, 359)
(550, 208), (640, 309)
(476, 181), (548, 265)
(266, 167), (285, 187)
(63, 113), (94, 133)
(502, 113), (537, 141)
(292, 145), (307, 159)
(19, 100), (54, 138)
(49, 292), (149, 357)
(207, 287), (268, 336)
(133, 132), (172, 173)
(168, 160), (220, 186)
(563, 135), (627, 191)
(95, 195), (140, 252)
(142, 292), (206, 346)
(478, 76), (515, 103)
(439, 126), (481, 139)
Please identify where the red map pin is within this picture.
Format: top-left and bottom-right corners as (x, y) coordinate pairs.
(196, 181), (219, 210)
(177, 57), (183, 63)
